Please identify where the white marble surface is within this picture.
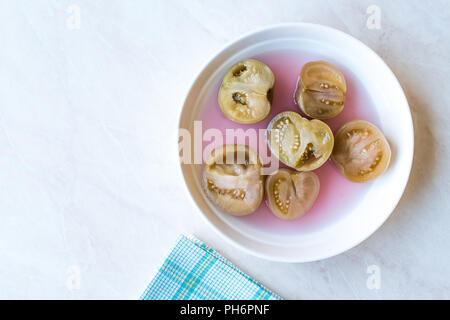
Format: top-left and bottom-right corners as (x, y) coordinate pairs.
(0, 0), (449, 299)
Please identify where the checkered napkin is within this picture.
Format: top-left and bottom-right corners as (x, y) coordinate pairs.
(140, 235), (282, 300)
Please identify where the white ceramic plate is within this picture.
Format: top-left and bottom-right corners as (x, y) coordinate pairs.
(178, 23), (413, 262)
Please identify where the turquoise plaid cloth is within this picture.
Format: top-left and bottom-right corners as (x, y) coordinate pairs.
(141, 235), (282, 300)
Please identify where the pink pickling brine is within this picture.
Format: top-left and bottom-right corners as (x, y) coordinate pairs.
(198, 49), (381, 233)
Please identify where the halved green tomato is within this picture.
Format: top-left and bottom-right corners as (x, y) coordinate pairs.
(296, 61), (346, 119)
(218, 59), (275, 124)
(267, 111), (334, 171)
(332, 120), (391, 183)
(203, 144), (263, 216)
(265, 169), (320, 220)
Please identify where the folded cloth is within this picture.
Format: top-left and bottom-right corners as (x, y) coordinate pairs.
(141, 235), (282, 300)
